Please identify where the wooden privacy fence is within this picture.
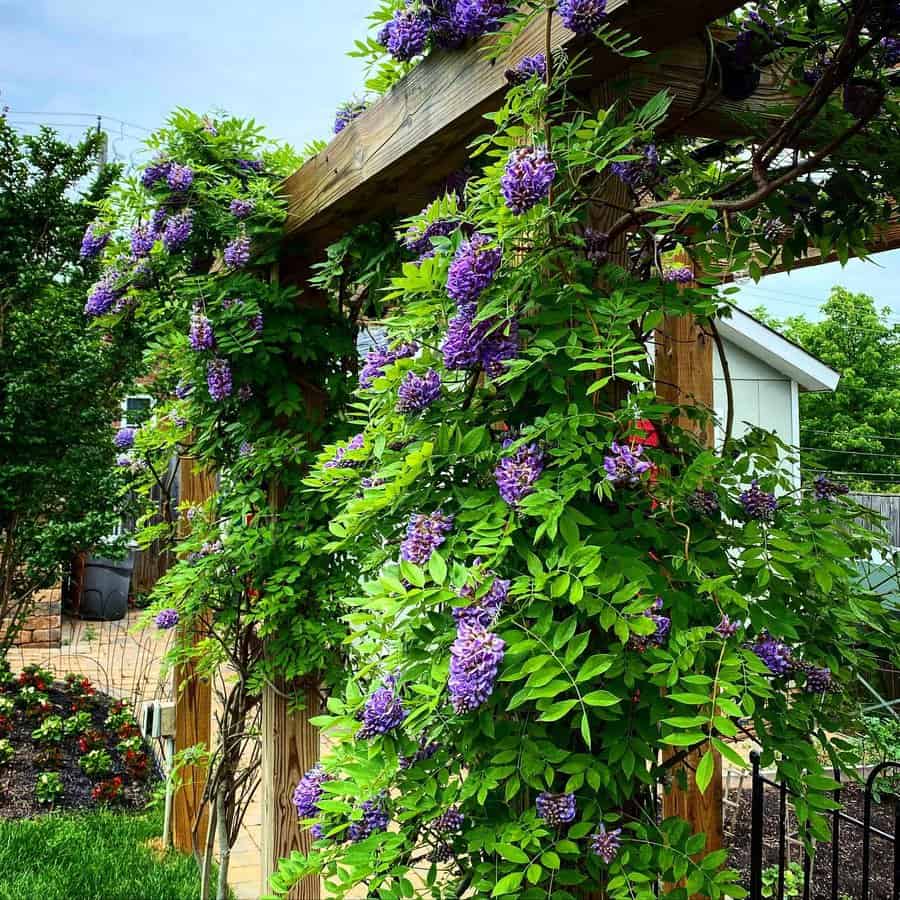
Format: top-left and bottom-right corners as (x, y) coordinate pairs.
(165, 3), (900, 896)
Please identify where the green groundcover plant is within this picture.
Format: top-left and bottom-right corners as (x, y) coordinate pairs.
(267, 1), (900, 898)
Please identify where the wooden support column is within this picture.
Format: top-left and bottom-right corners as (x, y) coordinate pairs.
(172, 454), (215, 854)
(655, 262), (724, 870)
(261, 681), (323, 899)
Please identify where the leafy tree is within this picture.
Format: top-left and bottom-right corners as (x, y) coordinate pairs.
(754, 287), (900, 491)
(0, 119), (140, 654)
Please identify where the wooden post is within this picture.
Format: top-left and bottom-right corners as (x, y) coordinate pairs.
(172, 454), (215, 854)
(261, 681), (322, 899)
(655, 262), (724, 867)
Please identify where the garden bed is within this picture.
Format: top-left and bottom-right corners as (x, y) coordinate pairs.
(0, 663), (156, 818)
(728, 782), (897, 899)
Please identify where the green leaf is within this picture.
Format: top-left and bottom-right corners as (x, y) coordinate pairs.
(496, 844), (529, 864)
(428, 551), (447, 584)
(696, 750), (715, 794)
(538, 699), (579, 722)
(492, 872), (524, 896)
(582, 690), (620, 707)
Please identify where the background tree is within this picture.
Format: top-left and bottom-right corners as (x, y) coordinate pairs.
(753, 287), (900, 491)
(0, 119), (141, 655)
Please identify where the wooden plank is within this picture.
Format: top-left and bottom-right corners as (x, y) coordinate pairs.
(261, 682), (322, 899)
(172, 454), (215, 855)
(283, 0), (746, 248)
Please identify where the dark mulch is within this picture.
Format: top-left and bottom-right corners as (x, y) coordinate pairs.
(0, 683), (157, 819)
(728, 781), (898, 899)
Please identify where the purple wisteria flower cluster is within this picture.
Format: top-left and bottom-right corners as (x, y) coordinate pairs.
(494, 439), (544, 506)
(162, 210), (193, 252)
(740, 480), (778, 521)
(347, 796), (390, 842)
(229, 198), (255, 219)
(207, 358), (233, 402)
(334, 101), (367, 135)
(715, 614), (740, 638)
(379, 4), (432, 61)
(628, 598), (670, 652)
(175, 380), (193, 400)
(448, 622), (505, 713)
(360, 342), (418, 388)
(80, 223), (109, 260)
(752, 635), (793, 676)
(813, 474), (849, 501)
(114, 427), (136, 450)
(584, 228), (610, 265)
(324, 434), (366, 469)
(397, 369), (441, 413)
(189, 307), (215, 351)
(610, 144), (660, 189)
(604, 441), (651, 488)
(591, 824), (622, 864)
(166, 163), (194, 193)
(292, 763), (331, 827)
(536, 792), (577, 826)
(687, 488), (720, 516)
(84, 270), (124, 317)
(399, 734), (440, 769)
(505, 52), (547, 84)
(155, 608), (179, 630)
(662, 266), (694, 284)
(141, 157), (172, 189)
(446, 233), (502, 304)
(239, 441), (253, 457)
(224, 234), (251, 269)
(501, 146), (556, 215)
(804, 665), (832, 694)
(442, 303), (518, 377)
(400, 511), (453, 565)
(453, 564), (509, 628)
(882, 37), (900, 66)
(130, 225), (156, 259)
(357, 678), (407, 739)
(558, 0), (608, 34)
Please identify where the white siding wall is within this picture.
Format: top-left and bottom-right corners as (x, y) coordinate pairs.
(713, 338), (800, 483)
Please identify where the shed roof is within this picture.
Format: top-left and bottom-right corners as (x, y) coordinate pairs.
(715, 306), (840, 392)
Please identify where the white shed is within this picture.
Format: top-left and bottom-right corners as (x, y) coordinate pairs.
(713, 307), (839, 483)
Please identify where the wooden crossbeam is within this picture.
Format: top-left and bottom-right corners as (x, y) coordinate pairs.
(283, 0), (745, 248)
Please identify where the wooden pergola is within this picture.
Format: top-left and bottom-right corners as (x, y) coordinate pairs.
(171, 2), (900, 896)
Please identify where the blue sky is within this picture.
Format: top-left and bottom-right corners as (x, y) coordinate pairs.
(2, 0), (898, 323)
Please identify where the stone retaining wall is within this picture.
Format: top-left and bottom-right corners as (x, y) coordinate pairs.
(13, 587), (62, 649)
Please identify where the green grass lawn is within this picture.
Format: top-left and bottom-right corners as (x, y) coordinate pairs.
(0, 807), (207, 900)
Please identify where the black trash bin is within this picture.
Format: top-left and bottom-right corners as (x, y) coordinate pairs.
(80, 553), (135, 621)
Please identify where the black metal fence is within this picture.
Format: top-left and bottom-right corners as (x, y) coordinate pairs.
(749, 752), (900, 900)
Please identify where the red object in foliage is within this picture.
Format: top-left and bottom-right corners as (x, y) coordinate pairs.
(92, 776), (124, 805)
(630, 419), (660, 448)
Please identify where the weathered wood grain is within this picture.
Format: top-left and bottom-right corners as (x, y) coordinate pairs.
(261, 682), (322, 899)
(283, 0), (747, 249)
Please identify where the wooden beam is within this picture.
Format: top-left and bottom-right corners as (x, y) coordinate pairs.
(261, 682), (322, 899)
(283, 0), (746, 248)
(173, 455), (215, 855)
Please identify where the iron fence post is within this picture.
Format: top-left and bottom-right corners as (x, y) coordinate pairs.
(750, 751), (763, 900)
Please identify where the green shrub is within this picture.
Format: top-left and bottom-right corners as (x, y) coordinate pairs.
(80, 749), (113, 778)
(0, 739), (13, 766)
(35, 772), (64, 805)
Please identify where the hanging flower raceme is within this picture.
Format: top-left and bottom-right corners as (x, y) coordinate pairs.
(166, 163), (194, 193)
(425, 0), (466, 49)
(155, 608), (179, 630)
(379, 5), (431, 61)
(536, 792), (577, 826)
(400, 511), (453, 565)
(249, 312), (264, 335)
(752, 635), (793, 675)
(359, 342), (418, 387)
(584, 228), (610, 265)
(448, 623), (505, 713)
(347, 795), (390, 842)
(130, 225), (155, 259)
(357, 678), (408, 738)
(189, 307), (215, 351)
(453, 565), (509, 628)
(175, 380), (192, 400)
(455, 0), (509, 37)
(590, 824), (622, 864)
(229, 198), (255, 219)
(206, 358), (233, 402)
(740, 480), (778, 521)
(446, 233), (502, 304)
(224, 234), (251, 269)
(162, 210), (193, 252)
(610, 144), (659, 189)
(500, 146), (556, 214)
(687, 488), (720, 515)
(396, 368), (441, 413)
(114, 427), (136, 450)
(558, 0), (608, 34)
(505, 53), (546, 84)
(715, 614), (739, 638)
(662, 266), (693, 284)
(80, 223), (109, 260)
(403, 217), (457, 257)
(292, 764), (331, 820)
(629, 599), (671, 651)
(442, 303), (518, 376)
(803, 665), (832, 694)
(813, 474), (849, 501)
(494, 439), (544, 506)
(434, 806), (464, 834)
(84, 270), (123, 317)
(141, 158), (171, 189)
(603, 440), (651, 488)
